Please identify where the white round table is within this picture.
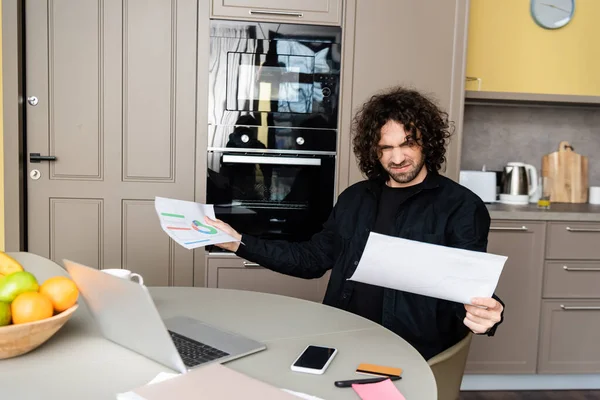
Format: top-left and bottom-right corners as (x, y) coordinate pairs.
(0, 252), (437, 399)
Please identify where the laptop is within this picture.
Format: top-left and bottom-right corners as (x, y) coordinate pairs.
(63, 259), (266, 374)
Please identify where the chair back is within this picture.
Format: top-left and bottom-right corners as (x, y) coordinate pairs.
(427, 332), (473, 400)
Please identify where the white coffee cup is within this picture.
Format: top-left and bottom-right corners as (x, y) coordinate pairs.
(590, 186), (600, 205)
(102, 268), (144, 285)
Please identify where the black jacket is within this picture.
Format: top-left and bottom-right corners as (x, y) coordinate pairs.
(236, 171), (504, 360)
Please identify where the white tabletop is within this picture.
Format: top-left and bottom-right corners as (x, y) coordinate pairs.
(0, 252), (437, 399)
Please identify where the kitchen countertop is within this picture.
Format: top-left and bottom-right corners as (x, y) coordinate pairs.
(486, 202), (600, 221)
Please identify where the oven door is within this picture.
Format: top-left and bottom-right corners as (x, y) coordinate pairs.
(207, 151), (335, 246)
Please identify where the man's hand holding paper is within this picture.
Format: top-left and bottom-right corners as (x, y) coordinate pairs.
(463, 297), (504, 334)
(347, 232), (507, 333)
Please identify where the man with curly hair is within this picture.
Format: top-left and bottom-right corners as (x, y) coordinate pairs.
(205, 86), (504, 360)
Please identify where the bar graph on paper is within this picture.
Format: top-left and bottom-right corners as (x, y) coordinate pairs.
(154, 197), (240, 249)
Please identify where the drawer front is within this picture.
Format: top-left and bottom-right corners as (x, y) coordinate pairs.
(212, 0), (343, 26)
(538, 300), (600, 373)
(546, 222), (600, 260)
(206, 256), (330, 302)
(543, 261), (600, 299)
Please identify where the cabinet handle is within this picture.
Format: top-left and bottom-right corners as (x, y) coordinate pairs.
(242, 261), (261, 268)
(490, 226), (528, 231)
(560, 305), (600, 311)
(565, 226), (600, 232)
(563, 265), (600, 272)
(249, 9), (304, 18)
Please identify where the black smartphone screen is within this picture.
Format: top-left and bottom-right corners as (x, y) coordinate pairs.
(293, 346), (335, 369)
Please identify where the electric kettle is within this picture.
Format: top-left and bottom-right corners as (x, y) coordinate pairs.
(499, 162), (538, 205)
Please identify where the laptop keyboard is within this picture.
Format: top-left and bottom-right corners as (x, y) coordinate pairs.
(168, 330), (230, 367)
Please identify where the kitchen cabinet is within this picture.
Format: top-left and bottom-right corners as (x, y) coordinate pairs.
(210, 0), (342, 26)
(337, 0), (468, 192)
(537, 220), (600, 373)
(538, 300), (600, 373)
(465, 0), (600, 98)
(465, 220), (546, 374)
(463, 219), (600, 374)
(205, 254), (330, 303)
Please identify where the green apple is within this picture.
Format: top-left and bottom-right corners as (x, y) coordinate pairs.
(0, 301), (11, 326)
(0, 271), (39, 303)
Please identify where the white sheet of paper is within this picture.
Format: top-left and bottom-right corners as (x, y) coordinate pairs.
(116, 371), (324, 400)
(348, 232), (507, 305)
(154, 197), (239, 249)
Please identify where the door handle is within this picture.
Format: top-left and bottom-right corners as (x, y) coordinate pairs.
(30, 153), (57, 163)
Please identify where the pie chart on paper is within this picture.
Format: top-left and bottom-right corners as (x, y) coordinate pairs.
(191, 220), (218, 235)
(154, 196), (241, 250)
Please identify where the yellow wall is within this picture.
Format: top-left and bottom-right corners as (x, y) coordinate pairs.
(466, 0), (600, 96)
(0, 3), (5, 251)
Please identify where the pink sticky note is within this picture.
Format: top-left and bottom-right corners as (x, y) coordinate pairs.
(351, 378), (406, 400)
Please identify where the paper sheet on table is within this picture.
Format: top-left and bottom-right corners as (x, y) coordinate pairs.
(154, 197), (239, 249)
(352, 379), (406, 400)
(116, 363), (322, 400)
(348, 232), (507, 305)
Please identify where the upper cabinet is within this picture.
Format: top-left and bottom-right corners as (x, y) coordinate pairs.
(211, 0), (343, 26)
(337, 0), (469, 191)
(465, 0), (600, 99)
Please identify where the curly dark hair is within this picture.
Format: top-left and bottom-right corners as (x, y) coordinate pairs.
(351, 86), (454, 180)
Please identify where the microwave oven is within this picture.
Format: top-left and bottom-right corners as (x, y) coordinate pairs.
(208, 20), (342, 130)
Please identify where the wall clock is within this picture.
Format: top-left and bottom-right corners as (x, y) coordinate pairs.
(531, 0), (575, 29)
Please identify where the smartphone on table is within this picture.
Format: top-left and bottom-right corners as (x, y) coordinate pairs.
(290, 345), (337, 375)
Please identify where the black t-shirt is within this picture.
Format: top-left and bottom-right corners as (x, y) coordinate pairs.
(346, 182), (423, 323)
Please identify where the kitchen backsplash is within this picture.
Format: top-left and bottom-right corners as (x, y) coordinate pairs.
(460, 104), (600, 186)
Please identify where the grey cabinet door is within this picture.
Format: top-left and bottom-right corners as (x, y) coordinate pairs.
(337, 0), (468, 192)
(465, 220), (546, 374)
(206, 255), (330, 302)
(211, 0), (342, 25)
(538, 300), (600, 373)
(24, 0), (198, 286)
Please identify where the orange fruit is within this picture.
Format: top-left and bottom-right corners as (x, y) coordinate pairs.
(11, 292), (54, 324)
(39, 276), (79, 313)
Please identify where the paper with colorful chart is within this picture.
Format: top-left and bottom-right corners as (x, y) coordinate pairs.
(154, 197), (240, 249)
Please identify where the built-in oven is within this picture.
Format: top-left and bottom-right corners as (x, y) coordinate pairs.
(207, 125), (336, 244)
(207, 20), (341, 250)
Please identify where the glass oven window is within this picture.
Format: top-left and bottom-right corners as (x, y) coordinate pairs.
(211, 154), (321, 206)
(227, 52), (315, 113)
(206, 152), (334, 243)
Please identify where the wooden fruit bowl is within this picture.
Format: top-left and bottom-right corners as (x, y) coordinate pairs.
(0, 303), (79, 360)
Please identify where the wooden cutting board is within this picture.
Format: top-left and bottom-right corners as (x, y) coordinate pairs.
(542, 141), (588, 203)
